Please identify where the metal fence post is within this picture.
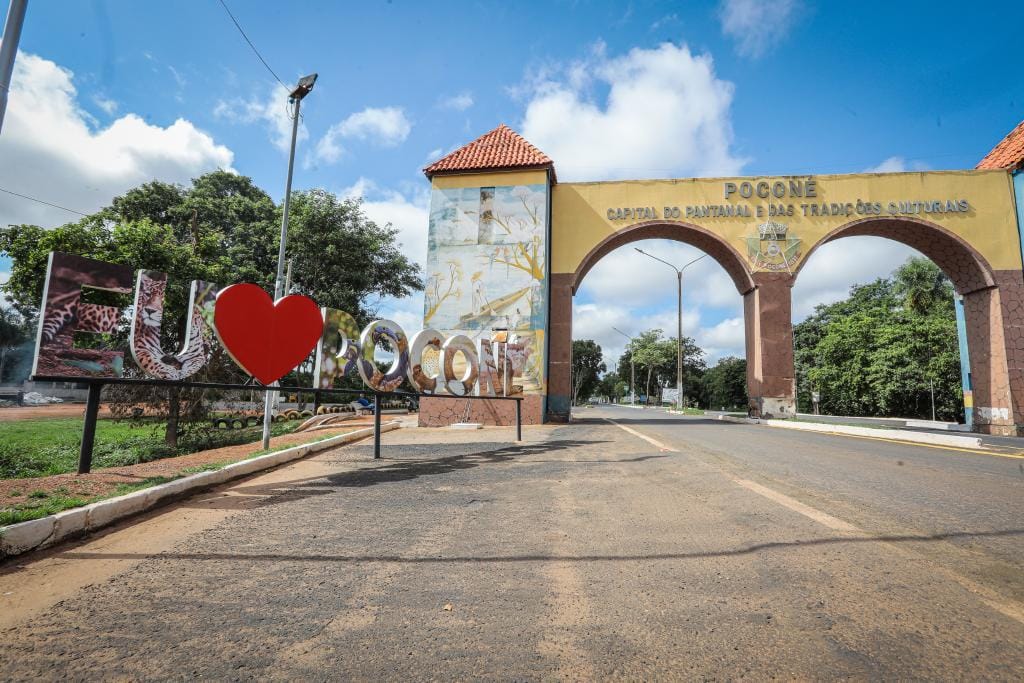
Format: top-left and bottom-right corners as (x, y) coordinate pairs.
(373, 395), (382, 459)
(312, 389), (321, 415)
(78, 382), (103, 474)
(515, 398), (522, 442)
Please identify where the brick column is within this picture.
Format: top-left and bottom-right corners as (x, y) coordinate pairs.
(962, 270), (1024, 436)
(546, 273), (573, 422)
(744, 272), (796, 418)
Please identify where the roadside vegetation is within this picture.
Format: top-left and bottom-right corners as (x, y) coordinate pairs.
(0, 416), (300, 480)
(794, 258), (963, 421)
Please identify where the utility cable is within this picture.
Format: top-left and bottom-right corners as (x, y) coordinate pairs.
(0, 186), (89, 216)
(215, 0), (288, 91)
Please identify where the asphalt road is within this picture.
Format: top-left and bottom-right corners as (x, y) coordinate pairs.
(2, 409), (1023, 680)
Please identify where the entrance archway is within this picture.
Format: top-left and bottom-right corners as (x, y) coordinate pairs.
(420, 123), (1024, 434)
(793, 216), (1022, 435)
(549, 220), (795, 422)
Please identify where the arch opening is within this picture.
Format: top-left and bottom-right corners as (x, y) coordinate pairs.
(571, 220), (755, 296)
(791, 217), (1023, 435)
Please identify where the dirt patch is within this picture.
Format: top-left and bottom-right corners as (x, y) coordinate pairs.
(0, 417), (378, 508)
(0, 403), (106, 421)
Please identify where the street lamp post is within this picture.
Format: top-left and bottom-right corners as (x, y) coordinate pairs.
(612, 327), (636, 406)
(634, 249), (706, 412)
(261, 73), (317, 450)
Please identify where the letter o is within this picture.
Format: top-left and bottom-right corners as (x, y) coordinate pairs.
(756, 181), (769, 198)
(772, 181), (786, 199)
(406, 328), (444, 393)
(739, 182), (753, 198)
(357, 319), (410, 392)
(440, 334), (479, 396)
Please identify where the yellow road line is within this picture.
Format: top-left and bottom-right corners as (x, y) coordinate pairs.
(796, 429), (1024, 460)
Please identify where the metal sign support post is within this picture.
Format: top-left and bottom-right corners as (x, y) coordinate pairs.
(373, 397), (382, 459)
(516, 399), (522, 442)
(78, 381), (103, 474)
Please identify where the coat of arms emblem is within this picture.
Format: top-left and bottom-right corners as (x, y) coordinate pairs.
(746, 221), (801, 272)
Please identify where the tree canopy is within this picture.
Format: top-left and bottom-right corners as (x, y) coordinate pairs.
(571, 339), (606, 404)
(616, 329), (705, 405)
(794, 257), (962, 421)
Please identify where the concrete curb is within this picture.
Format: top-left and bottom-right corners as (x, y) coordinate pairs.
(717, 414), (983, 448)
(0, 421), (401, 560)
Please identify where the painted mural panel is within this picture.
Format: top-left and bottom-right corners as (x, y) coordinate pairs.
(423, 183), (548, 394)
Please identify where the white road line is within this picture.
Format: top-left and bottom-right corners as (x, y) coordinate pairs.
(604, 417), (1024, 626)
(732, 478), (862, 533)
(604, 418), (679, 452)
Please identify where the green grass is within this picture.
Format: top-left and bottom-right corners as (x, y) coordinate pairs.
(0, 475), (183, 527)
(179, 462), (231, 474)
(0, 417), (299, 480)
(0, 419), (362, 528)
(0, 494), (95, 526)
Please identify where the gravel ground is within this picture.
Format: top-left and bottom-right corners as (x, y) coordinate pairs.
(1, 417), (1022, 680)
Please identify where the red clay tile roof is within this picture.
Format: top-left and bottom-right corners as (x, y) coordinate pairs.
(424, 124), (554, 178)
(977, 118), (1024, 171)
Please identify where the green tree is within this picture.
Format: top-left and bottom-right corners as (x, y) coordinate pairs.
(572, 339), (606, 405)
(701, 357), (747, 410)
(286, 190), (422, 321)
(597, 373), (627, 402)
(793, 257), (962, 421)
(0, 308), (28, 384)
(619, 330), (704, 405)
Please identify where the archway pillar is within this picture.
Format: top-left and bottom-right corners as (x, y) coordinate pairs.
(744, 272), (796, 418)
(962, 271), (1024, 436)
(546, 272), (574, 422)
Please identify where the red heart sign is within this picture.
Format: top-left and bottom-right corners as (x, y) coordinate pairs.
(213, 284), (323, 385)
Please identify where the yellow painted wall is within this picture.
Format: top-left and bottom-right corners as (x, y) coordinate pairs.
(431, 169), (550, 190)
(552, 170), (1020, 275)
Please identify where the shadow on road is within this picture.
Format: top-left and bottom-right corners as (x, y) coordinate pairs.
(574, 415), (740, 427)
(178, 439), (611, 511)
(57, 528), (1024, 564)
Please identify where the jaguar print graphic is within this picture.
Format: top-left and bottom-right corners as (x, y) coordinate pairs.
(32, 252), (134, 378)
(129, 271), (218, 380)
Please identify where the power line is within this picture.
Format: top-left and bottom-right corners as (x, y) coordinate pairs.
(0, 186), (89, 217)
(216, 0), (288, 91)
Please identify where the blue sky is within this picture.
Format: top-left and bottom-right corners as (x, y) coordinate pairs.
(2, 0), (1023, 366)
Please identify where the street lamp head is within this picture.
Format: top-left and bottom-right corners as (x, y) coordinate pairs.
(289, 73), (318, 101)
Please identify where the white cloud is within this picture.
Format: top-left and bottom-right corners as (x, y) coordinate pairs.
(0, 52), (233, 229)
(520, 42), (745, 181)
(718, 0), (798, 58)
(865, 156), (908, 173)
(792, 236), (920, 319)
(573, 298), (747, 372)
(309, 106), (412, 167)
(214, 86), (306, 153)
(578, 240), (742, 309)
(338, 107), (411, 146)
(439, 92), (473, 111)
(341, 177), (429, 269)
(863, 156), (930, 173)
(650, 13), (679, 31)
(92, 94), (117, 115)
(341, 177), (429, 329)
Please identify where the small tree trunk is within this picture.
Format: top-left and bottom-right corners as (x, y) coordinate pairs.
(165, 386), (181, 448)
